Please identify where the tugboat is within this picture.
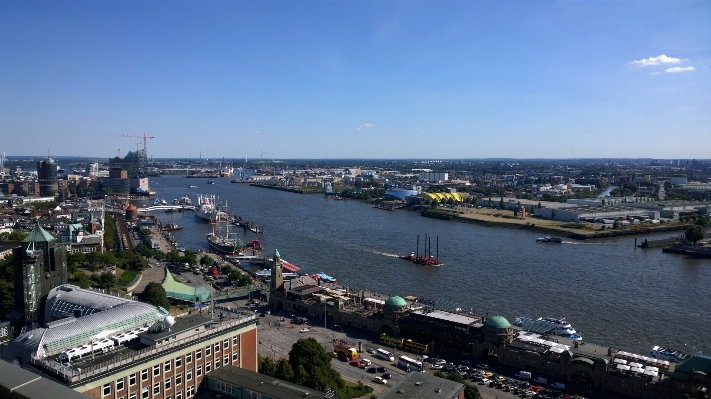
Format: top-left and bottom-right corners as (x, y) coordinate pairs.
(536, 236), (563, 243)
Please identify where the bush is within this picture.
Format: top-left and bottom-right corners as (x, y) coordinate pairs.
(117, 269), (138, 286)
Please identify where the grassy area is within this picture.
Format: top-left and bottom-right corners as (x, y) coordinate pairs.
(116, 268), (138, 286)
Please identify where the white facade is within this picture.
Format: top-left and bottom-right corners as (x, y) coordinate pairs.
(418, 172), (448, 183)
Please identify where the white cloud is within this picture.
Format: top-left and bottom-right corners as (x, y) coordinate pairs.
(630, 54), (686, 66)
(650, 72), (661, 75)
(665, 66), (695, 73)
(357, 123), (375, 131)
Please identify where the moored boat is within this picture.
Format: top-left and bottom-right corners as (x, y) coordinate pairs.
(281, 260), (301, 273)
(195, 194), (219, 223)
(650, 346), (689, 362)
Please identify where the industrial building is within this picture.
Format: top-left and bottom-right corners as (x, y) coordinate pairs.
(418, 172), (449, 183)
(2, 284), (258, 399)
(36, 157), (58, 197)
(534, 205), (653, 222)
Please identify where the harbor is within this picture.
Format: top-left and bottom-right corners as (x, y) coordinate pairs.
(136, 175), (711, 358)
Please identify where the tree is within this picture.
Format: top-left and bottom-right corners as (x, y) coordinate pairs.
(200, 255), (213, 266)
(275, 358), (295, 381)
(98, 272), (116, 289)
(685, 225), (706, 245)
(0, 231), (27, 241)
(258, 354), (277, 377)
(183, 250), (198, 266)
(142, 282), (170, 309)
(499, 196), (505, 209)
(433, 371), (483, 399)
(166, 250), (182, 264)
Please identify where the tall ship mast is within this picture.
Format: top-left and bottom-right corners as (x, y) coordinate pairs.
(206, 201), (243, 255)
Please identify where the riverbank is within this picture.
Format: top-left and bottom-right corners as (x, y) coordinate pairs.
(422, 207), (692, 240)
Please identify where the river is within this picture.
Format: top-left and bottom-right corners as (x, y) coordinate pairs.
(140, 175), (710, 356)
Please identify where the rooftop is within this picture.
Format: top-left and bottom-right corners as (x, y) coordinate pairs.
(199, 365), (342, 399)
(377, 370), (464, 399)
(409, 309), (481, 327)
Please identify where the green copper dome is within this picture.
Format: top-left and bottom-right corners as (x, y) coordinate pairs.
(274, 249), (280, 258)
(385, 296), (407, 307)
(485, 315), (511, 329)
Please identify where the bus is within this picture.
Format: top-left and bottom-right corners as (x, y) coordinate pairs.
(398, 355), (424, 372)
(376, 348), (395, 362)
(403, 339), (429, 355)
(379, 333), (404, 348)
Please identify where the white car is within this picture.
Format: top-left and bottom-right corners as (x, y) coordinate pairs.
(430, 364), (443, 370)
(366, 347), (376, 354)
(299, 328), (310, 333)
(373, 376), (387, 385)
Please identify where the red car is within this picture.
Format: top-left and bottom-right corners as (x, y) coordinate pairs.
(349, 361), (360, 367)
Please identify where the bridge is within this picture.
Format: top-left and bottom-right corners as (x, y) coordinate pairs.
(137, 205), (196, 212)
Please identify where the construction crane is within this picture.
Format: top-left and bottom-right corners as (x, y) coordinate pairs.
(120, 133), (155, 151)
(106, 148), (125, 157)
(134, 142), (142, 152)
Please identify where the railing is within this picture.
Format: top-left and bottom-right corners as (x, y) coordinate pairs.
(31, 314), (256, 383)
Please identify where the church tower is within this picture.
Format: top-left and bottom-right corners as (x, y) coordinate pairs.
(269, 249), (284, 305)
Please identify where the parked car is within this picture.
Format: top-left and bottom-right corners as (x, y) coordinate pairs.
(377, 366), (386, 373)
(349, 361), (360, 367)
(550, 382), (566, 390)
(373, 376), (387, 385)
(366, 347), (376, 354)
(461, 359), (471, 365)
(382, 373), (392, 379)
(430, 364), (443, 370)
(533, 377), (548, 385)
(476, 363), (489, 369)
(299, 328), (310, 333)
(367, 367), (377, 373)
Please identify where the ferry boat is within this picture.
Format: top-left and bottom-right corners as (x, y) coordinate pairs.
(254, 269), (298, 279)
(536, 237), (563, 243)
(650, 346), (689, 362)
(514, 317), (583, 341)
(539, 317), (579, 337)
(195, 194), (219, 223)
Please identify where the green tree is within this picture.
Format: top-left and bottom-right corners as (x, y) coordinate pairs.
(258, 354), (277, 377)
(71, 270), (92, 289)
(685, 225), (706, 245)
(499, 196), (505, 209)
(433, 371), (483, 399)
(200, 255), (213, 266)
(0, 231), (27, 241)
(142, 282), (170, 309)
(487, 198), (494, 208)
(103, 215), (115, 249)
(275, 358), (295, 381)
(696, 215), (710, 227)
(166, 250), (181, 264)
(183, 250), (198, 266)
(98, 272), (116, 289)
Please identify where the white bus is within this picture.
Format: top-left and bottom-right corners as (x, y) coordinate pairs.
(398, 355), (423, 372)
(376, 348), (395, 362)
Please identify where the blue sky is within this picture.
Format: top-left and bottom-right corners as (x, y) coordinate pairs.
(1, 1), (709, 159)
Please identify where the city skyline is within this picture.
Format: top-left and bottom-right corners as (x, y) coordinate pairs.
(1, 1), (710, 159)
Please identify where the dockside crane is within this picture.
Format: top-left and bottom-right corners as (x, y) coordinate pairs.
(120, 133), (155, 151)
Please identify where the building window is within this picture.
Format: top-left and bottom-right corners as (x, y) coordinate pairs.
(176, 392), (182, 399)
(215, 358), (220, 369)
(141, 369), (148, 381)
(232, 336), (238, 346)
(196, 365), (202, 377)
(175, 356), (182, 368)
(186, 369), (193, 381)
(116, 377), (125, 391)
(141, 387), (149, 399)
(103, 383), (112, 397)
(153, 382), (160, 394)
(214, 342), (220, 352)
(176, 373), (182, 385)
(165, 377), (172, 390)
(223, 339), (229, 349)
(186, 352), (192, 363)
(187, 385), (195, 397)
(232, 352), (238, 362)
(224, 355), (229, 365)
(153, 364), (161, 376)
(205, 361), (211, 373)
(205, 345), (211, 356)
(165, 360), (171, 372)
(129, 393), (137, 399)
(195, 349), (202, 360)
(129, 374), (136, 386)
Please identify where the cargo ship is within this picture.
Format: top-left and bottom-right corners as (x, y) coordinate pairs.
(195, 194), (219, 223)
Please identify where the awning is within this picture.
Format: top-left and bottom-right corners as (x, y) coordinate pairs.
(631, 366), (645, 373)
(614, 359), (628, 364)
(629, 362), (643, 368)
(616, 364), (631, 370)
(644, 369), (659, 377)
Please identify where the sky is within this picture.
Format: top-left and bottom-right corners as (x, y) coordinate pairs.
(1, 1), (710, 160)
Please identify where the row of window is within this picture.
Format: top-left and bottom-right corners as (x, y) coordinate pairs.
(115, 384), (195, 399)
(103, 352), (239, 397)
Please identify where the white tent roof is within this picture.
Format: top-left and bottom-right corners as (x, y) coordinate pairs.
(614, 358), (628, 364)
(616, 364), (631, 370)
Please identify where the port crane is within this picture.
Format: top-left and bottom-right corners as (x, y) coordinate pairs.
(120, 133), (155, 151)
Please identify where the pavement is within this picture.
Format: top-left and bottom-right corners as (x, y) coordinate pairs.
(131, 263), (165, 294)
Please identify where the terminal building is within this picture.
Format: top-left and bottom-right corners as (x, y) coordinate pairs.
(2, 284), (258, 399)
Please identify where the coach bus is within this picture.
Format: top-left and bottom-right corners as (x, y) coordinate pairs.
(397, 355), (424, 372)
(376, 348), (395, 362)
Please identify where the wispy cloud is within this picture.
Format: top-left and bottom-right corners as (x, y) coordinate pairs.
(630, 54), (686, 66)
(665, 66), (695, 73)
(650, 72), (661, 75)
(357, 123), (375, 131)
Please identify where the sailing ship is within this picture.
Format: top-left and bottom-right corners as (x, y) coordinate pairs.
(206, 202), (243, 255)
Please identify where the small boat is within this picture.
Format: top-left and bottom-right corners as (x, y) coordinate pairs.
(312, 273), (337, 283)
(651, 346), (689, 362)
(188, 185), (197, 189)
(281, 260), (301, 273)
(536, 237), (563, 243)
(207, 179), (215, 184)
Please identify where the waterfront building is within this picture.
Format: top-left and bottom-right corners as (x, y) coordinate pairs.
(10, 224), (67, 325)
(199, 365), (343, 399)
(109, 149), (148, 178)
(419, 191), (465, 203)
(2, 284), (258, 399)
